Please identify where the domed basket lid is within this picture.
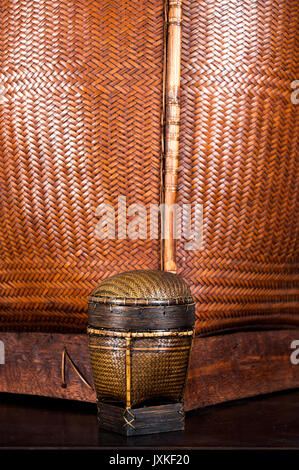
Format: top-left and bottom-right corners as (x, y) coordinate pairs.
(88, 270), (194, 306)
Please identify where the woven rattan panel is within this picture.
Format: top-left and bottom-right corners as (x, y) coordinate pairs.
(178, 0), (299, 335)
(0, 0), (163, 331)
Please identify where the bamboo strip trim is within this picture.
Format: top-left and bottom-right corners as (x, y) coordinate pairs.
(87, 327), (193, 338)
(133, 346), (190, 351)
(123, 408), (136, 430)
(61, 347), (93, 390)
(181, 330), (196, 399)
(88, 296), (194, 305)
(89, 345), (190, 351)
(160, 0), (168, 270)
(89, 345), (127, 351)
(162, 0), (182, 273)
(125, 335), (132, 409)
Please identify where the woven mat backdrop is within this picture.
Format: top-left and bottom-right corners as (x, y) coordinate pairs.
(0, 0), (298, 335)
(178, 0), (299, 334)
(0, 0), (163, 331)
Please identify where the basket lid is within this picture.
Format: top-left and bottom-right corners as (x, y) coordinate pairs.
(88, 270), (194, 306)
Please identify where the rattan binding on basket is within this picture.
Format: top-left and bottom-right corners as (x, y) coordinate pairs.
(88, 326), (193, 407)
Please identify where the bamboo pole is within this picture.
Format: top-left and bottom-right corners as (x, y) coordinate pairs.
(162, 0), (182, 273)
(125, 334), (132, 409)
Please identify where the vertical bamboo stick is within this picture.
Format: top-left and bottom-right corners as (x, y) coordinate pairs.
(162, 0), (182, 273)
(125, 335), (132, 409)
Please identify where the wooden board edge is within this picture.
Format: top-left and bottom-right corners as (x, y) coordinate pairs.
(0, 329), (298, 410)
(184, 328), (299, 410)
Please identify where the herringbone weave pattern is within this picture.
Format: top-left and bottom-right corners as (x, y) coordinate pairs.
(0, 0), (163, 331)
(178, 0), (299, 334)
(0, 0), (298, 335)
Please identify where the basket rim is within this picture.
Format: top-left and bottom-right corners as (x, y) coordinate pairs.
(88, 296), (195, 306)
(87, 326), (194, 337)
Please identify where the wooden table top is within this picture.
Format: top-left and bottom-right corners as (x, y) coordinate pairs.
(0, 389), (298, 449)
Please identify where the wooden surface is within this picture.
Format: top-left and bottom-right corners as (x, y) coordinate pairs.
(0, 329), (298, 410)
(0, 332), (95, 402)
(97, 402), (184, 436)
(185, 328), (299, 410)
(0, 389), (299, 448)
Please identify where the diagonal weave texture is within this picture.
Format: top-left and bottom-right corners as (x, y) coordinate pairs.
(89, 329), (192, 407)
(89, 270), (193, 305)
(0, 0), (163, 332)
(178, 0), (299, 334)
(0, 0), (298, 336)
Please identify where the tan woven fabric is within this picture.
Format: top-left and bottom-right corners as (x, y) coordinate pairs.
(0, 0), (163, 331)
(178, 0), (299, 334)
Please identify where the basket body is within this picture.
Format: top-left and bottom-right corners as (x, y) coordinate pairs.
(88, 328), (193, 407)
(87, 270), (195, 409)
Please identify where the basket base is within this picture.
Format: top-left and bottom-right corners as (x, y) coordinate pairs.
(97, 402), (185, 436)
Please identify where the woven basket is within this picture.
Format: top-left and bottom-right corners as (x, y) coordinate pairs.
(88, 328), (193, 407)
(87, 270), (195, 408)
